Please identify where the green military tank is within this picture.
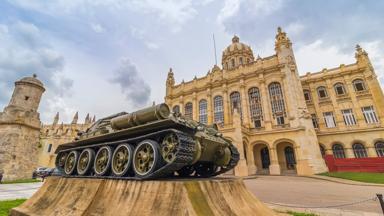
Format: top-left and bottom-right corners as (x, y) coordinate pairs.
(54, 103), (239, 179)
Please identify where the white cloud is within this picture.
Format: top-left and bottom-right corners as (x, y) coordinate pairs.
(285, 22), (305, 36)
(295, 40), (353, 74)
(360, 40), (384, 87)
(0, 21), (74, 122)
(91, 23), (105, 33)
(145, 42), (159, 50)
(217, 0), (283, 27)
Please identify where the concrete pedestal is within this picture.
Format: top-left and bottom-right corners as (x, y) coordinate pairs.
(11, 176), (277, 216)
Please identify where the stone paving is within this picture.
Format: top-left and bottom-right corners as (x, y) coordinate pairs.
(1, 176), (384, 216)
(244, 175), (384, 215)
(0, 182), (43, 201)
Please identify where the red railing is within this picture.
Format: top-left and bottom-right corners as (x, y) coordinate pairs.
(324, 155), (384, 173)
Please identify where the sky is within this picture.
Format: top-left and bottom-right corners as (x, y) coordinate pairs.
(0, 0), (383, 124)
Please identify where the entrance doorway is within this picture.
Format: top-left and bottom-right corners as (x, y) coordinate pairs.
(276, 142), (297, 174)
(284, 146), (296, 170)
(253, 144), (270, 174)
(261, 147), (270, 169)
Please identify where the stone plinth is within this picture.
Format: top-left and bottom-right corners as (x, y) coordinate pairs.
(11, 177), (277, 216)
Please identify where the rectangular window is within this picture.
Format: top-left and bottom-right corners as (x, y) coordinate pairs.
(341, 109), (356, 126)
(276, 115), (285, 125)
(254, 119), (262, 128)
(323, 112), (336, 128)
(362, 106), (379, 124)
(311, 114), (319, 128)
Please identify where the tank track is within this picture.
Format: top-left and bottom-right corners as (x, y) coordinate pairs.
(58, 129), (196, 180)
(212, 142), (240, 176)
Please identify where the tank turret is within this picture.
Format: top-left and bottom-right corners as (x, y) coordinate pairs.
(54, 103), (239, 179)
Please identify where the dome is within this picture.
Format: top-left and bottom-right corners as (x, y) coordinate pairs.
(222, 35), (254, 70)
(17, 74), (45, 89)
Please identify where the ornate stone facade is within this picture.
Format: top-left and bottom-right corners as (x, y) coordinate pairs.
(165, 28), (384, 176)
(38, 113), (95, 168)
(0, 75), (45, 181)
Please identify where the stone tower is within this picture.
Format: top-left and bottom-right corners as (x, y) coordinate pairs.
(0, 74), (45, 181)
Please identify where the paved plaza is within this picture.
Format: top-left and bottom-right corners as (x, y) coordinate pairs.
(245, 176), (384, 215)
(0, 181), (43, 201)
(1, 176), (383, 215)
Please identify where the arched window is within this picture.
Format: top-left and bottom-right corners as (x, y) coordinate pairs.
(213, 96), (224, 123)
(353, 79), (366, 92)
(172, 105), (180, 114)
(353, 143), (368, 158)
(239, 57), (243, 65)
(334, 83), (346, 95)
(303, 90), (311, 101)
(332, 144), (345, 159)
(319, 145), (326, 158)
(199, 99), (208, 124)
(230, 91), (242, 119)
(269, 82), (285, 125)
(317, 86), (328, 98)
(375, 141), (384, 157)
(184, 102), (193, 120)
(248, 87), (263, 128)
(231, 59), (235, 68)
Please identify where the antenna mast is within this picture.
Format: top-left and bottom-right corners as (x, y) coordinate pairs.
(213, 34), (218, 65)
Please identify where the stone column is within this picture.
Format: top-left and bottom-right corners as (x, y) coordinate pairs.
(260, 80), (272, 130)
(345, 147), (355, 158)
(240, 81), (250, 127)
(325, 79), (344, 129)
(246, 144), (257, 174)
(344, 75), (366, 127)
(207, 89), (213, 124)
(232, 108), (248, 177)
(269, 148), (281, 175)
(223, 86), (230, 125)
(192, 92), (197, 121)
(366, 145), (377, 157)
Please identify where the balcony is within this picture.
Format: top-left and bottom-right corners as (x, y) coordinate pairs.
(336, 93), (351, 102)
(318, 97), (331, 105)
(355, 89), (371, 98)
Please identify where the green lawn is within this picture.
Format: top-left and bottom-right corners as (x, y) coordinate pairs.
(1, 179), (41, 184)
(319, 172), (384, 184)
(0, 199), (26, 216)
(286, 211), (317, 216)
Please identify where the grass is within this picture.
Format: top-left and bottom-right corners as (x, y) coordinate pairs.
(319, 172), (384, 184)
(1, 178), (41, 184)
(0, 199), (26, 216)
(286, 211), (318, 216)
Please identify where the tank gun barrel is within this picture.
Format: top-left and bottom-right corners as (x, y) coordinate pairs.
(110, 103), (170, 130)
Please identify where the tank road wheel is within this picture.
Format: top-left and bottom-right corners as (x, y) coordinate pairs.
(161, 133), (179, 163)
(111, 144), (133, 177)
(64, 151), (79, 175)
(133, 140), (161, 178)
(56, 152), (68, 169)
(94, 146), (113, 176)
(77, 148), (95, 176)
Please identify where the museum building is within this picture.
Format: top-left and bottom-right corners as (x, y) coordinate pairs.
(165, 27), (384, 176)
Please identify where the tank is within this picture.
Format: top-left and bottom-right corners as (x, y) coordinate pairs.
(54, 103), (239, 179)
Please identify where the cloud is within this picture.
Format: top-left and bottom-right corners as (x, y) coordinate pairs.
(145, 42), (159, 50)
(9, 0), (201, 32)
(0, 20), (73, 113)
(91, 23), (105, 33)
(110, 58), (151, 107)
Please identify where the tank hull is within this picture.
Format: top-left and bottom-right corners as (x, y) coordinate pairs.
(54, 104), (239, 180)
